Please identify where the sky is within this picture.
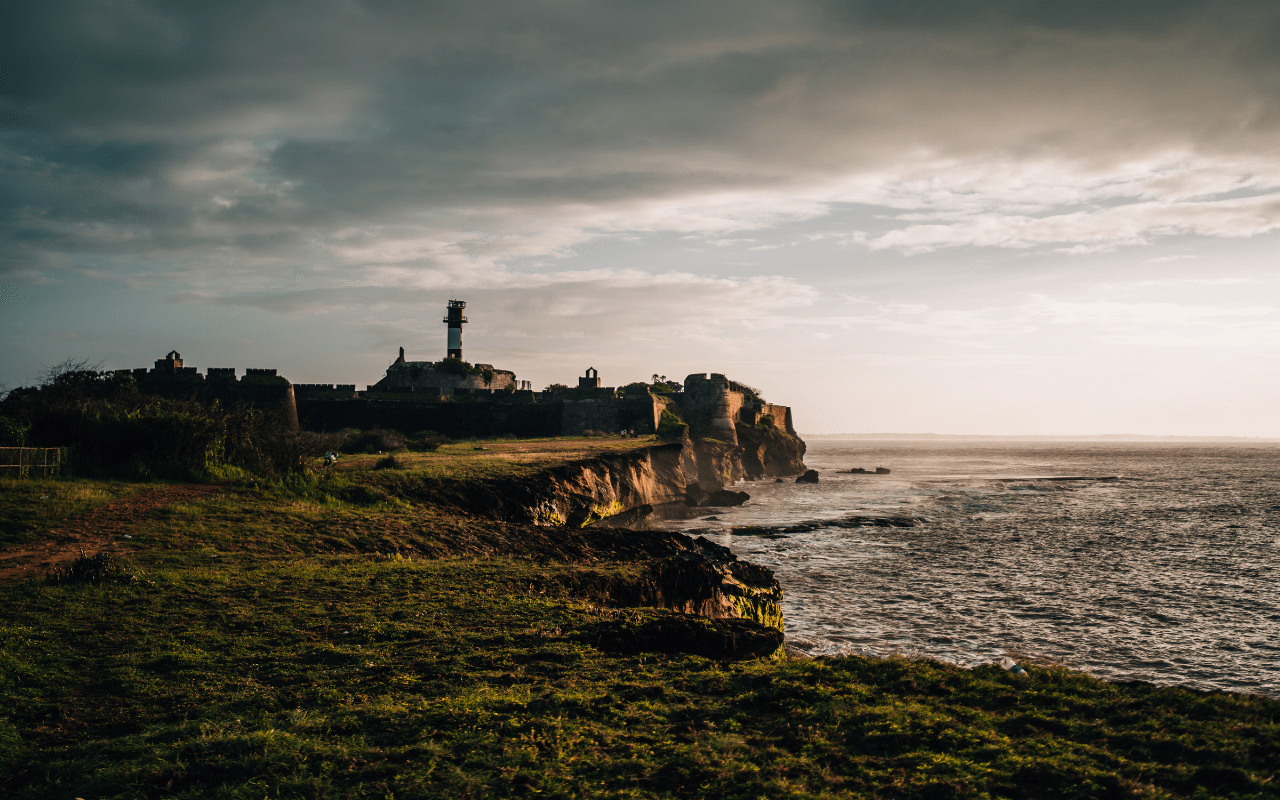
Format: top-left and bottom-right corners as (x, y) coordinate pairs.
(2, 0), (1279, 437)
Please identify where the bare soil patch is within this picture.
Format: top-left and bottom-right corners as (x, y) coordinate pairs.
(0, 483), (222, 582)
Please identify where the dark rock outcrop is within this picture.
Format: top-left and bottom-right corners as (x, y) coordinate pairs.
(584, 612), (783, 660)
(684, 483), (711, 507)
(706, 489), (749, 507)
(706, 514), (926, 538)
(796, 469), (820, 484)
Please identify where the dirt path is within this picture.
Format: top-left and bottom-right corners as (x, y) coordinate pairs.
(0, 484), (223, 582)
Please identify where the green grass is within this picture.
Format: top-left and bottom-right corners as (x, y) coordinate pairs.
(2, 557), (1277, 798)
(1, 437), (1278, 798)
(0, 477), (140, 546)
(348, 437), (657, 483)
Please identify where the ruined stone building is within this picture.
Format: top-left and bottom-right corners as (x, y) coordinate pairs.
(112, 301), (797, 445)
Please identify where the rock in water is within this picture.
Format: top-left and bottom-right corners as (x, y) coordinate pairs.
(875, 467), (891, 474)
(684, 483), (712, 507)
(706, 489), (749, 506)
(796, 469), (819, 484)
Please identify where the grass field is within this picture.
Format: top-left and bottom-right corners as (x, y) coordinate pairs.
(1, 438), (1277, 798)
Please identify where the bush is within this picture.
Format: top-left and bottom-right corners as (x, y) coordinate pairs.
(410, 431), (447, 451)
(0, 365), (328, 478)
(657, 409), (686, 436)
(435, 358), (479, 378)
(728, 379), (763, 402)
(339, 428), (405, 454)
(373, 454), (407, 470)
(0, 415), (30, 446)
(46, 551), (136, 586)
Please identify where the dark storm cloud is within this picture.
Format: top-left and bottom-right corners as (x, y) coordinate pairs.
(4, 0), (1280, 281)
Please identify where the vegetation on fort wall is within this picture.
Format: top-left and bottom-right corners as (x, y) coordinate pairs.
(0, 364), (323, 479)
(657, 408), (686, 436)
(434, 358), (483, 379)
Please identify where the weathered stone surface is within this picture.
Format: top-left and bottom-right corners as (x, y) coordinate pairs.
(796, 469), (820, 483)
(735, 423), (806, 479)
(684, 483), (712, 507)
(584, 612), (783, 660)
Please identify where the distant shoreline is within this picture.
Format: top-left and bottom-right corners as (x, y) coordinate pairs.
(801, 433), (1280, 443)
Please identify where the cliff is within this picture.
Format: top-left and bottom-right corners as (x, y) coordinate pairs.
(515, 432), (804, 529)
(402, 431), (804, 648)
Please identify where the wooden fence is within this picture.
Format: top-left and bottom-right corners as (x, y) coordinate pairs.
(0, 447), (62, 479)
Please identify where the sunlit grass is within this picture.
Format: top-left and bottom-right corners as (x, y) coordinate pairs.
(2, 437), (1278, 798)
(0, 477), (140, 547)
(2, 556), (1277, 798)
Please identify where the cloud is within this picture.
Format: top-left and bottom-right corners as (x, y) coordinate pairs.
(798, 292), (1280, 350)
(174, 268), (820, 355)
(6, 0), (1280, 294)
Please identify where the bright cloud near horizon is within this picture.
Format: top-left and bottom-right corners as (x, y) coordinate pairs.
(2, 0), (1279, 436)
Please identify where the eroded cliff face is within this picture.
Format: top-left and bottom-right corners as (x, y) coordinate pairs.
(524, 432), (804, 528)
(455, 432), (805, 649)
(735, 423), (807, 480)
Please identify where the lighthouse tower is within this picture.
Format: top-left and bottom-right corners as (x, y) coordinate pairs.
(443, 299), (467, 359)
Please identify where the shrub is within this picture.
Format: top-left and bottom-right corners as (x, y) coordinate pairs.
(0, 415), (30, 446)
(0, 369), (291, 478)
(410, 431), (447, 451)
(338, 428), (405, 454)
(373, 454), (407, 470)
(728, 379), (763, 402)
(657, 409), (686, 436)
(435, 358), (479, 378)
(650, 374), (682, 393)
(757, 414), (775, 428)
(46, 551), (136, 586)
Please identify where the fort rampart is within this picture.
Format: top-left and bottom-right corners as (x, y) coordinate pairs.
(115, 352), (798, 449)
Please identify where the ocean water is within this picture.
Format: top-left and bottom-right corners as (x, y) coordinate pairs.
(660, 441), (1280, 696)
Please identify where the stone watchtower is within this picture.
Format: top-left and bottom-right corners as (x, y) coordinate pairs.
(679, 373), (741, 445)
(444, 300), (467, 360)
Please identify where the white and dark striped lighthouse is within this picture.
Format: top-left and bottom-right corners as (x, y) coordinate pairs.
(443, 299), (467, 359)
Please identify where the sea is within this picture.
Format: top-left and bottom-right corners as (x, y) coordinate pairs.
(659, 440), (1280, 696)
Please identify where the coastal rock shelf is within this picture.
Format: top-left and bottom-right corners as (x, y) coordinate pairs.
(701, 513), (928, 538)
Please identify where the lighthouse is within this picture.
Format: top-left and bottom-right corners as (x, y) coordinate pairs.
(443, 299), (467, 359)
